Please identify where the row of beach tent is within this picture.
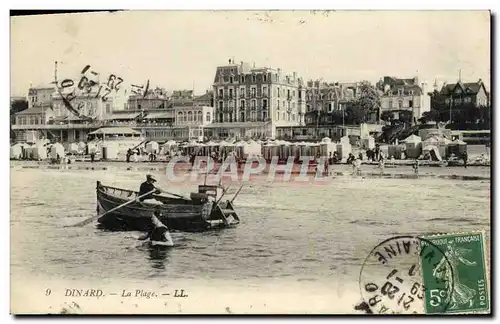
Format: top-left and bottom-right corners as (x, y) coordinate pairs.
(11, 141), (65, 161)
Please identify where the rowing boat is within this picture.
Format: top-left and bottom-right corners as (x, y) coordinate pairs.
(95, 181), (240, 232)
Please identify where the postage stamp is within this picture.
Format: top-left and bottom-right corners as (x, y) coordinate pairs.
(358, 235), (454, 314)
(357, 232), (490, 315)
(420, 231), (490, 314)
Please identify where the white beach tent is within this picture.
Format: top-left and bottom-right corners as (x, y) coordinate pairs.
(50, 143), (65, 160)
(69, 142), (80, 155)
(146, 141), (160, 154)
(101, 142), (119, 160)
(10, 143), (25, 160)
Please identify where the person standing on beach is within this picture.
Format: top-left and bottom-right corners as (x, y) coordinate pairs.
(413, 159), (419, 175)
(463, 151), (468, 168)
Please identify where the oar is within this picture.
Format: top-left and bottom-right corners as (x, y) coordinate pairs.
(157, 190), (190, 200)
(71, 189), (156, 227)
(230, 184), (244, 204)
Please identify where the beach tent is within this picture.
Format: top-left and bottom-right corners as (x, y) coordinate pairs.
(101, 142), (119, 160)
(423, 145), (442, 161)
(10, 143), (25, 160)
(447, 139), (468, 157)
(68, 143), (80, 155)
(145, 141), (160, 154)
(402, 134), (422, 159)
(50, 143), (65, 160)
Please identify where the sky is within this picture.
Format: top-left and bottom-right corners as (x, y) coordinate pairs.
(10, 10), (491, 97)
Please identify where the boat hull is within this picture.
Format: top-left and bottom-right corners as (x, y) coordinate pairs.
(95, 182), (239, 232)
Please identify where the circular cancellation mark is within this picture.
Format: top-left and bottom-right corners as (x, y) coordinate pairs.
(358, 235), (455, 314)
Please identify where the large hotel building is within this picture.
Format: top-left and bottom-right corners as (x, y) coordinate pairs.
(205, 59), (305, 139)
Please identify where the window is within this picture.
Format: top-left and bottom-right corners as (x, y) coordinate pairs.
(251, 88), (256, 98)
(241, 75), (245, 83)
(240, 112), (245, 122)
(229, 89), (233, 98)
(277, 88), (280, 98)
(241, 100), (245, 108)
(398, 89), (403, 96)
(276, 111), (279, 120)
(178, 112), (184, 123)
(188, 111), (193, 122)
(263, 87), (267, 96)
(465, 97), (472, 103)
(282, 112), (285, 120)
(398, 100), (403, 109)
(218, 113), (223, 122)
(263, 111), (267, 120)
(328, 103), (333, 112)
(197, 111), (202, 122)
(263, 99), (268, 109)
(218, 101), (223, 109)
(240, 87), (245, 97)
(263, 74), (267, 82)
(277, 101), (280, 109)
(230, 76), (234, 83)
(251, 100), (256, 109)
(29, 116), (35, 124)
(252, 75), (256, 83)
(251, 111), (256, 120)
(218, 89), (223, 97)
(409, 100), (413, 108)
(288, 89), (290, 98)
(206, 112), (211, 122)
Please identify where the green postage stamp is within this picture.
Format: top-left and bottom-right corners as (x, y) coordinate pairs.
(420, 231), (490, 314)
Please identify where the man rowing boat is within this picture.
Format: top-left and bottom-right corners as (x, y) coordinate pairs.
(137, 208), (174, 247)
(138, 174), (163, 205)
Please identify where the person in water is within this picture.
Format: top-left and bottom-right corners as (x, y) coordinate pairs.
(137, 209), (174, 247)
(138, 174), (163, 204)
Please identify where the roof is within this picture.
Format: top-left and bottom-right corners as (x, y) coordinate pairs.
(386, 84), (423, 96)
(205, 122), (270, 128)
(440, 81), (487, 96)
(144, 112), (173, 119)
(103, 113), (141, 120)
(15, 107), (45, 115)
(89, 127), (141, 135)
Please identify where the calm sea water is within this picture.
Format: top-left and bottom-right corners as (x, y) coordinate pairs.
(10, 168), (490, 284)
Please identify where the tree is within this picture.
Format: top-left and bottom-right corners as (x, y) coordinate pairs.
(418, 110), (440, 124)
(346, 81), (381, 124)
(10, 99), (28, 140)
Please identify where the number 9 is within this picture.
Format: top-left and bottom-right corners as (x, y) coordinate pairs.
(45, 288), (51, 296)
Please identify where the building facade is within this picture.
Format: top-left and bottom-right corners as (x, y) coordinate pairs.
(429, 79), (489, 109)
(27, 86), (54, 109)
(303, 80), (359, 126)
(376, 76), (430, 122)
(209, 59), (303, 139)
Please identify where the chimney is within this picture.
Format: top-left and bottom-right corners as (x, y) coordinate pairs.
(293, 72), (297, 80)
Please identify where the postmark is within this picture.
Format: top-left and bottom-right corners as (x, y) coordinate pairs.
(420, 231), (490, 314)
(358, 235), (455, 314)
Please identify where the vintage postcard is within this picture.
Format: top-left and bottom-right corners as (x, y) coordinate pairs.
(9, 10), (491, 315)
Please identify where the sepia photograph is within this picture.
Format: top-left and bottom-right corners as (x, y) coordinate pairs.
(9, 9), (491, 315)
